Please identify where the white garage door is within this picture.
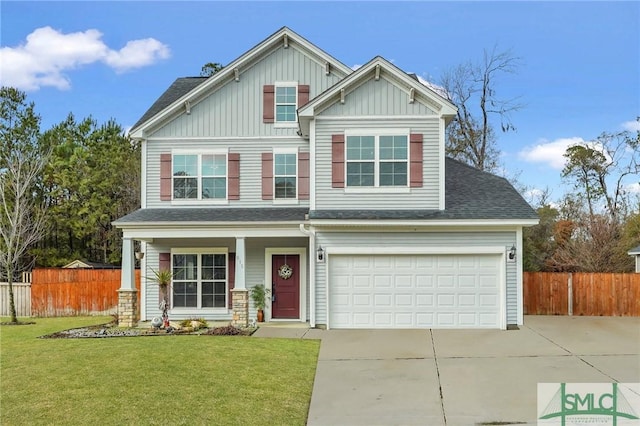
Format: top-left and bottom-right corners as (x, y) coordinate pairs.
(329, 254), (502, 329)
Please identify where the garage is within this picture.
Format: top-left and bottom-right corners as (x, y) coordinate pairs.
(328, 253), (503, 329)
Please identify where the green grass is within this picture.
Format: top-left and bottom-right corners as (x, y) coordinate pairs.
(1, 317), (320, 425)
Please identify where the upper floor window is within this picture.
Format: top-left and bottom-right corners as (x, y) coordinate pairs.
(274, 152), (297, 199)
(276, 86), (297, 122)
(173, 153), (227, 200)
(346, 134), (408, 187)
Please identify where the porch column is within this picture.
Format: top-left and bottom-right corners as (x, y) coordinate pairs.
(232, 237), (248, 327)
(118, 237), (138, 327)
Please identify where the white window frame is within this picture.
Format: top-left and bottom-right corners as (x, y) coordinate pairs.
(171, 150), (228, 204)
(273, 148), (298, 204)
(170, 248), (229, 313)
(274, 82), (298, 128)
(344, 129), (410, 192)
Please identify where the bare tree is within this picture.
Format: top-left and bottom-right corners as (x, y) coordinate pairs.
(440, 46), (523, 172)
(0, 87), (49, 323)
(562, 123), (640, 223)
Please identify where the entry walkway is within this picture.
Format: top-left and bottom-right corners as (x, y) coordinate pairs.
(253, 316), (640, 425)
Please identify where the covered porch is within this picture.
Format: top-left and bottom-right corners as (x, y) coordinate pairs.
(114, 208), (312, 327)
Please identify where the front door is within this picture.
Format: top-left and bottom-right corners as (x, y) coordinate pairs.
(271, 254), (300, 319)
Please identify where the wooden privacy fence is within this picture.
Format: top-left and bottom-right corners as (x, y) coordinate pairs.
(31, 269), (140, 317)
(0, 283), (32, 317)
(524, 272), (640, 316)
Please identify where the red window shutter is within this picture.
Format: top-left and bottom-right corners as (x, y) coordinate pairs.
(228, 153), (240, 200)
(228, 253), (235, 309)
(263, 85), (275, 123)
(159, 253), (171, 271)
(262, 152), (273, 199)
(298, 85), (310, 107)
(158, 252), (171, 303)
(331, 134), (345, 188)
(410, 133), (423, 187)
(160, 154), (172, 201)
(298, 152), (310, 200)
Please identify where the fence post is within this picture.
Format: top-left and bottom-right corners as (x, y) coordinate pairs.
(568, 273), (573, 316)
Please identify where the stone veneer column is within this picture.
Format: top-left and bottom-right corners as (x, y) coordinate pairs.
(231, 288), (249, 327)
(118, 289), (138, 327)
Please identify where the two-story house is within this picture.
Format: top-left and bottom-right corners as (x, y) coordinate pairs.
(114, 27), (538, 330)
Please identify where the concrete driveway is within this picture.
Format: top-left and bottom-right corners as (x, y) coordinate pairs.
(297, 316), (640, 426)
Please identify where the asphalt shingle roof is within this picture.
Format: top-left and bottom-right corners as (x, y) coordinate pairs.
(309, 158), (538, 221)
(115, 158), (537, 225)
(130, 77), (208, 133)
(114, 207), (309, 224)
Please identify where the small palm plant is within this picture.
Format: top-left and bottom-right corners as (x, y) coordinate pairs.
(146, 268), (173, 328)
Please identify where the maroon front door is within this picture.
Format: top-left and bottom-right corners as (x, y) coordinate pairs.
(271, 254), (300, 319)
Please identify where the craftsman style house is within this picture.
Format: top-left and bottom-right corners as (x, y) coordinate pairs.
(115, 27), (537, 329)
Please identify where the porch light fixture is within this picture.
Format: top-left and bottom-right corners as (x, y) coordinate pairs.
(135, 251), (145, 261)
(316, 246), (325, 263)
(508, 245), (516, 261)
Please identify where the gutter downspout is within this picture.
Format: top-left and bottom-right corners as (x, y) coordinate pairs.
(299, 223), (316, 328)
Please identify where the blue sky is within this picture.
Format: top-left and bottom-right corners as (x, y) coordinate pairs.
(1, 1), (639, 204)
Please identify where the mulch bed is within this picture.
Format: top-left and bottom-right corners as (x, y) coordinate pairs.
(39, 323), (257, 339)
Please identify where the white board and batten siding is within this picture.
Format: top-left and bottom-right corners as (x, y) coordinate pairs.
(148, 45), (343, 139)
(314, 231), (519, 329)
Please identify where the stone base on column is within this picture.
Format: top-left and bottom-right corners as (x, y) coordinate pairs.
(231, 288), (249, 328)
(118, 289), (139, 327)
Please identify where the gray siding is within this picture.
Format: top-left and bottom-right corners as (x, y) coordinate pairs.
(149, 45), (342, 138)
(144, 237), (308, 322)
(321, 77), (437, 116)
(313, 230), (517, 326)
(145, 138), (308, 208)
(314, 118), (441, 210)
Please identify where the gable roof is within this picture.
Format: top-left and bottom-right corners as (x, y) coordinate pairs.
(129, 27), (353, 138)
(298, 56), (457, 138)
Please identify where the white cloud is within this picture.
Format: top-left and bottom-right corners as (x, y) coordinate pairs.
(626, 182), (640, 194)
(0, 26), (170, 91)
(351, 64), (362, 71)
(518, 137), (585, 170)
(622, 119), (640, 132)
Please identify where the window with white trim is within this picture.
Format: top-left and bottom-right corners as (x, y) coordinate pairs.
(275, 85), (297, 122)
(274, 152), (297, 199)
(346, 134), (408, 187)
(172, 251), (227, 309)
(173, 153), (227, 200)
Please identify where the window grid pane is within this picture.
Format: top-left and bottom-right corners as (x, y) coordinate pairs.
(274, 153), (297, 199)
(172, 253), (227, 309)
(346, 135), (408, 188)
(172, 154), (227, 200)
(275, 86), (297, 122)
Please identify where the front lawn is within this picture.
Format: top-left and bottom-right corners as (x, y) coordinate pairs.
(0, 317), (320, 425)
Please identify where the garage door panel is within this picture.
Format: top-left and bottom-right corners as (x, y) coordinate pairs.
(374, 294), (392, 306)
(417, 294), (434, 307)
(437, 275), (455, 288)
(329, 254), (501, 329)
(458, 294), (477, 306)
(395, 275), (413, 288)
(437, 294), (455, 307)
(416, 275), (434, 288)
(395, 294), (413, 306)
